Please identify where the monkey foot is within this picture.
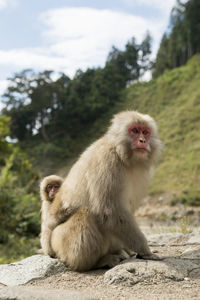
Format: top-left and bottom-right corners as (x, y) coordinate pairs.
(136, 253), (163, 261)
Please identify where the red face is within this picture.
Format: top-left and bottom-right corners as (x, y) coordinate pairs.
(128, 123), (151, 153)
(46, 182), (60, 200)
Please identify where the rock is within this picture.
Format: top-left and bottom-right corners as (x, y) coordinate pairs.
(104, 257), (200, 287)
(1, 233), (200, 291)
(187, 235), (200, 245)
(0, 255), (67, 286)
(148, 233), (189, 246)
(0, 286), (94, 300)
(181, 246), (200, 259)
(148, 233), (200, 246)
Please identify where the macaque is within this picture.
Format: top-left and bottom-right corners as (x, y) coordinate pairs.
(49, 111), (162, 271)
(40, 175), (63, 256)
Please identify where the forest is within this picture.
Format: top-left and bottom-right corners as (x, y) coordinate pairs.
(0, 0), (200, 263)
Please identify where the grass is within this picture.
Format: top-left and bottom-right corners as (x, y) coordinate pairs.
(0, 236), (40, 264)
(146, 217), (193, 234)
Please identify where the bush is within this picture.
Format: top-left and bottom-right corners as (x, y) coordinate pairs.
(0, 147), (40, 241)
(171, 190), (200, 206)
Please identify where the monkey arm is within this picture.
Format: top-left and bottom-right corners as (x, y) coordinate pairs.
(50, 195), (78, 224)
(111, 211), (152, 256)
(40, 202), (57, 257)
(40, 225), (55, 257)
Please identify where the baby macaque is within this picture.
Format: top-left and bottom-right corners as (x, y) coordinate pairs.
(40, 175), (63, 256)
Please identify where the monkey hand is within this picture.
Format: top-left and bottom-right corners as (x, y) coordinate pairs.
(36, 248), (44, 255)
(36, 248), (55, 258)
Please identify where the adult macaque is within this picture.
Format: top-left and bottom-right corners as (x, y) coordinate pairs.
(50, 111), (162, 271)
(40, 175), (63, 256)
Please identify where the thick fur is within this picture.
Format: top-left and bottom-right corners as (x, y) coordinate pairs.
(40, 175), (64, 256)
(50, 111), (162, 270)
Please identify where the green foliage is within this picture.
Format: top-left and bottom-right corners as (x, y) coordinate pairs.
(178, 217), (193, 234)
(2, 69), (69, 142)
(0, 115), (10, 138)
(0, 236), (40, 264)
(0, 115), (11, 159)
(154, 0), (200, 77)
(171, 190), (200, 206)
(0, 146), (40, 247)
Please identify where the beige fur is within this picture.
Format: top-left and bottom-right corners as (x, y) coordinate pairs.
(40, 175), (63, 256)
(50, 111), (162, 271)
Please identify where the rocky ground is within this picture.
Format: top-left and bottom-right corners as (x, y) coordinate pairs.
(0, 196), (200, 300)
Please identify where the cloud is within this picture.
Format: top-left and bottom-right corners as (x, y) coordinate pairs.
(0, 79), (8, 94)
(0, 0), (17, 10)
(41, 8), (161, 72)
(0, 48), (65, 70)
(0, 7), (166, 77)
(42, 7), (166, 68)
(42, 7), (162, 45)
(0, 0), (6, 9)
(42, 7), (150, 42)
(0, 5), (175, 97)
(0, 80), (8, 109)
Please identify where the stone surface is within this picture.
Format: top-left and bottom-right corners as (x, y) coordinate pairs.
(187, 235), (200, 245)
(148, 233), (200, 246)
(1, 233), (200, 298)
(104, 257), (200, 287)
(181, 246), (200, 259)
(0, 286), (94, 300)
(0, 255), (67, 286)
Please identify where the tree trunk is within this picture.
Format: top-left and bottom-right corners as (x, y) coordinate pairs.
(40, 113), (49, 142)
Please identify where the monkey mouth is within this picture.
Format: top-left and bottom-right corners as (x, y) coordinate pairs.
(134, 148), (148, 153)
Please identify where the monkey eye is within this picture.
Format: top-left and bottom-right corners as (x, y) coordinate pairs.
(132, 128), (139, 134)
(143, 130), (148, 135)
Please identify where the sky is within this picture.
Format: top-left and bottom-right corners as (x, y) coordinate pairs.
(0, 0), (177, 100)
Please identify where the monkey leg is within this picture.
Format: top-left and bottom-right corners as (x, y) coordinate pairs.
(96, 249), (130, 269)
(51, 208), (108, 271)
(124, 248), (136, 257)
(113, 212), (158, 258)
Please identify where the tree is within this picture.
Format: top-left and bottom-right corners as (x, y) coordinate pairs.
(139, 32), (153, 76)
(154, 0), (200, 77)
(184, 0), (200, 55)
(2, 70), (70, 141)
(106, 33), (153, 83)
(0, 115), (10, 161)
(153, 34), (170, 77)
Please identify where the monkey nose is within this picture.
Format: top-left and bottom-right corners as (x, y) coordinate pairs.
(139, 138), (145, 143)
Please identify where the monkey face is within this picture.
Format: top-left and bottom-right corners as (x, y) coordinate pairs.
(46, 182), (60, 201)
(128, 123), (151, 157)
